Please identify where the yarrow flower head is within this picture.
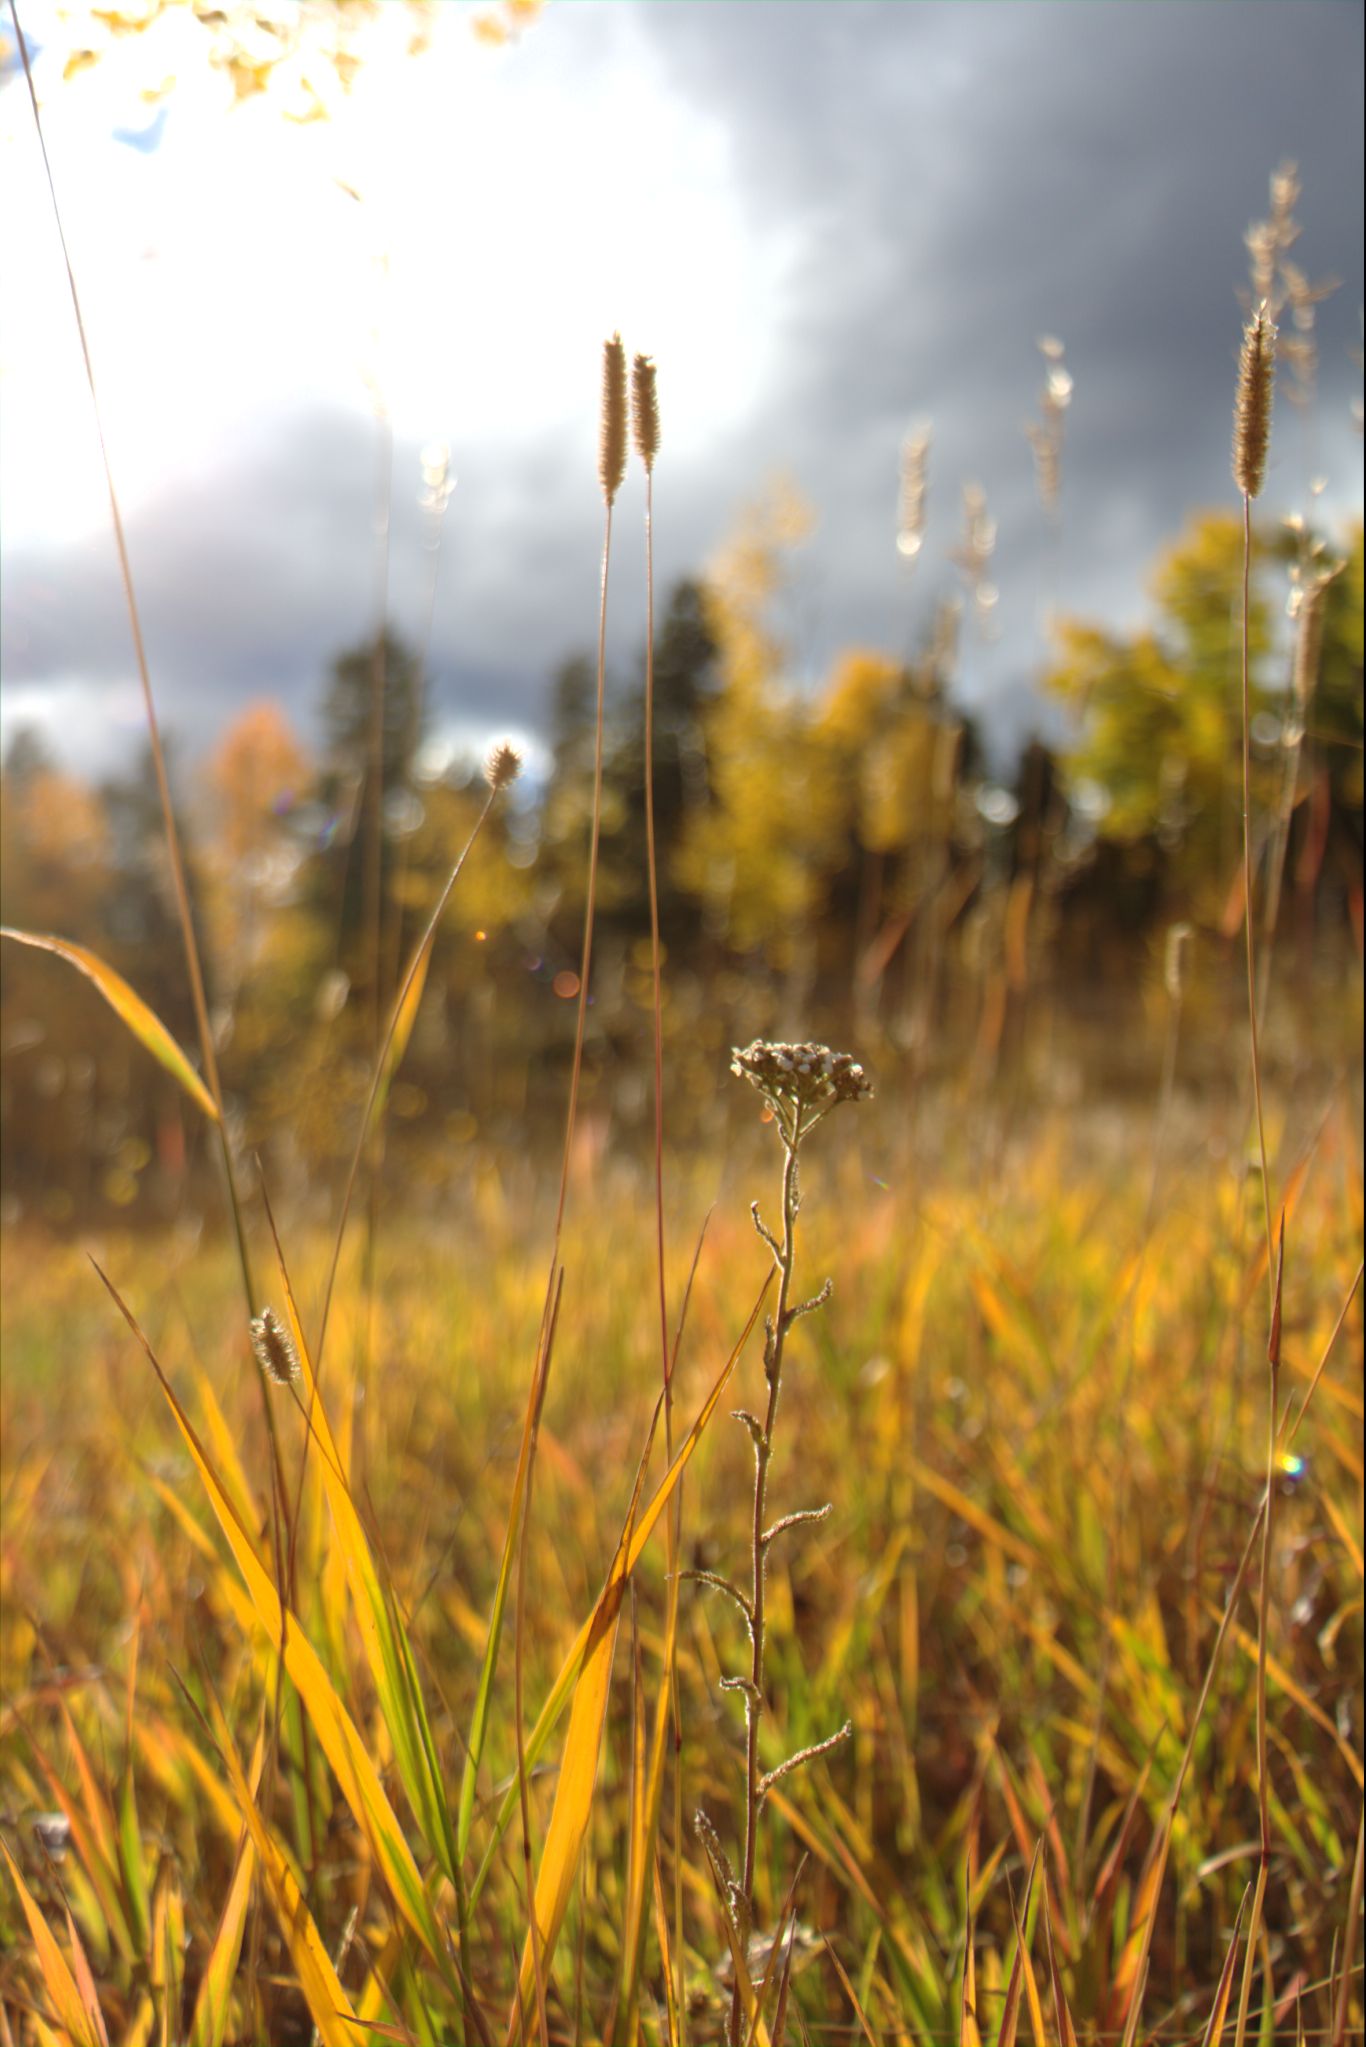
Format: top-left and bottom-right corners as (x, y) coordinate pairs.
(730, 1039), (873, 1138)
(250, 1306), (299, 1387)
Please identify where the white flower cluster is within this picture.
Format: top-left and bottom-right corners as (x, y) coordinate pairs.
(730, 1039), (874, 1114)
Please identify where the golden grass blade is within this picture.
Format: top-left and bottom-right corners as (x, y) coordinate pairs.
(993, 1847), (1041, 2047)
(822, 1933), (878, 2047)
(459, 1287), (552, 1864)
(187, 1834), (255, 2047)
(1040, 1888), (1077, 2047)
(1, 1835), (108, 2047)
(0, 929), (219, 1123)
(617, 1553), (683, 2040)
(507, 1491), (640, 2040)
(1201, 1884), (1251, 2047)
(469, 1278), (770, 1915)
(63, 1904), (111, 2047)
(200, 1699), (366, 2047)
(188, 1726), (265, 2047)
(264, 1210), (461, 1888)
(93, 1264), (450, 1979)
(25, 1709), (134, 1963)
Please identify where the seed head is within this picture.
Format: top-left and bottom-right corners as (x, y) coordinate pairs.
(730, 1039), (873, 1123)
(1233, 303), (1276, 499)
(484, 741), (523, 792)
(1164, 922), (1192, 1002)
(251, 1307), (299, 1387)
(599, 332), (627, 505)
(631, 352), (660, 472)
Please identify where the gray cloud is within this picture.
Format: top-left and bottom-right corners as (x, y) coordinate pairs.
(3, 0), (1361, 778)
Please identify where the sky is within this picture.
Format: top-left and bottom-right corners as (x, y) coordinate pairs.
(1, 0), (1362, 785)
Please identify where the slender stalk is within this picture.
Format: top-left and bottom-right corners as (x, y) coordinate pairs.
(549, 502), (614, 1261)
(1240, 493), (1276, 1301)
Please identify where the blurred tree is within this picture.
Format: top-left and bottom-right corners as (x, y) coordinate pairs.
(1045, 512), (1283, 910)
(201, 700), (310, 997)
(675, 483), (846, 971)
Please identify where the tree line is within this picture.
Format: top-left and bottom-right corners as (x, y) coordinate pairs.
(2, 505), (1360, 1224)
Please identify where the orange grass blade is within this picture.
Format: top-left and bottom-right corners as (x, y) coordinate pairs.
(201, 1700), (365, 2047)
(993, 1847), (1041, 2047)
(63, 1904), (111, 2047)
(506, 1426), (657, 2041)
(0, 929), (218, 1123)
(822, 1934), (878, 2047)
(469, 1278), (771, 1914)
(188, 1726), (265, 2047)
(1200, 1885), (1251, 2047)
(1040, 1888), (1077, 2047)
(1, 1835), (107, 2047)
(93, 1265), (450, 1979)
(266, 1213), (460, 1886)
(187, 1834), (255, 2047)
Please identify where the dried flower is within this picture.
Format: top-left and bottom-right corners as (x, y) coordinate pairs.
(484, 741), (523, 792)
(250, 1307), (299, 1387)
(730, 1039), (873, 1122)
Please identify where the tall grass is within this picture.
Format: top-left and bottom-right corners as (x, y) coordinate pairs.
(0, 57), (1362, 2045)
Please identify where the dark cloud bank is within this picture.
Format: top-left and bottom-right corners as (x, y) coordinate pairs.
(3, 0), (1362, 777)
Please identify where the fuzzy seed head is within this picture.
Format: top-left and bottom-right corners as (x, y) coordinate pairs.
(599, 332), (627, 505)
(484, 741), (523, 792)
(251, 1306), (299, 1387)
(731, 1039), (873, 1122)
(1164, 922), (1192, 1002)
(631, 352), (660, 471)
(1233, 304), (1276, 499)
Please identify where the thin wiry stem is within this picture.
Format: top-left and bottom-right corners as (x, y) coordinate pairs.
(550, 502), (614, 1262)
(727, 1113), (801, 2047)
(1240, 499), (1276, 1302)
(1231, 486), (1277, 2047)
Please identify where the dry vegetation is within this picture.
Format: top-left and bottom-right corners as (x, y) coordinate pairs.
(0, 29), (1362, 2040)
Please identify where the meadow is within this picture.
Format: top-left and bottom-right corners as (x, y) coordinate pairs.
(0, 23), (1363, 2038)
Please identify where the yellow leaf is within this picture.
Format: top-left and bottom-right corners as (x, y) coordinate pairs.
(1, 1835), (107, 2047)
(1, 928), (218, 1122)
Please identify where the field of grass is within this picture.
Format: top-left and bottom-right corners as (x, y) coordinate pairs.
(2, 1078), (1362, 2042)
(1, 28), (1362, 2036)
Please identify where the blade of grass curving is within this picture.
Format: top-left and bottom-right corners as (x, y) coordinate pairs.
(93, 1263), (452, 1984)
(0, 931), (218, 1123)
(1, 1835), (106, 2047)
(506, 1398), (661, 2042)
(469, 1276), (771, 1917)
